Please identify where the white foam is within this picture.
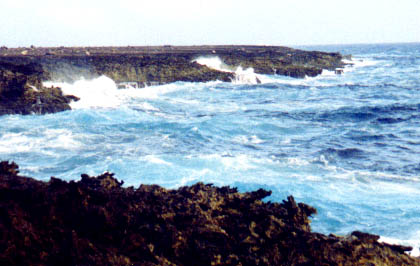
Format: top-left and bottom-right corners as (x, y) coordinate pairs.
(0, 132), (31, 153)
(287, 157), (310, 167)
(143, 155), (172, 166)
(0, 129), (81, 154)
(250, 135), (264, 144)
(132, 102), (160, 112)
(120, 83), (185, 99)
(43, 129), (81, 149)
(342, 58), (379, 73)
(194, 56), (271, 85)
(168, 98), (201, 105)
(232, 66), (263, 85)
(233, 135), (265, 145)
(44, 76), (121, 109)
(281, 138), (291, 144)
(44, 75), (192, 111)
(311, 155), (330, 167)
(379, 234), (420, 256)
(266, 57), (380, 85)
(23, 165), (43, 173)
(194, 56), (233, 73)
(176, 169), (213, 187)
(320, 69), (337, 76)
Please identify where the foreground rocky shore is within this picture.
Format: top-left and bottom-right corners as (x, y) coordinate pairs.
(0, 45), (346, 115)
(0, 161), (417, 266)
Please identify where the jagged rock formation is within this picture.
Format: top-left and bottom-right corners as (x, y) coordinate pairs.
(0, 62), (78, 115)
(0, 161), (417, 266)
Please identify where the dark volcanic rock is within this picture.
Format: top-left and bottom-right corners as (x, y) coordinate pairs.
(0, 161), (418, 266)
(0, 62), (78, 115)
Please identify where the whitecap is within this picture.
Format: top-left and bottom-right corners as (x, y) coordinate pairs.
(287, 157), (310, 167)
(44, 129), (82, 149)
(132, 102), (160, 112)
(0, 132), (31, 153)
(233, 135), (265, 145)
(143, 155), (173, 166)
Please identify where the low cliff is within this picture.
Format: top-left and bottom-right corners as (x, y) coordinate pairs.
(0, 45), (345, 83)
(0, 45), (346, 115)
(0, 161), (417, 266)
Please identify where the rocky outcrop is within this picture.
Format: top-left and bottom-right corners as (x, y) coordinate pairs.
(0, 62), (78, 115)
(0, 45), (346, 115)
(0, 45), (346, 85)
(0, 161), (417, 266)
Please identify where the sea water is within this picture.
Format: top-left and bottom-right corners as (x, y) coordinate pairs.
(1, 43), (420, 254)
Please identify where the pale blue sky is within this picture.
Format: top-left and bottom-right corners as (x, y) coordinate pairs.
(0, 0), (419, 47)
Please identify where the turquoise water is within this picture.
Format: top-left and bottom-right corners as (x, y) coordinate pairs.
(1, 43), (420, 252)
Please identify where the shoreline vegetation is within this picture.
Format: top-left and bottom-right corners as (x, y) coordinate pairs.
(0, 45), (347, 115)
(0, 161), (418, 265)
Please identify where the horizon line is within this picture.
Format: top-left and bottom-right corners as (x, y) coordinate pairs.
(2, 41), (419, 49)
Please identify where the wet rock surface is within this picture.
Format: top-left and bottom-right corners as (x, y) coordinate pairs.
(0, 161), (418, 266)
(0, 62), (78, 115)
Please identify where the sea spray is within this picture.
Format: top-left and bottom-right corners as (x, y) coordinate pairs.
(193, 56), (359, 84)
(44, 76), (121, 109)
(1, 44), (420, 255)
(193, 56), (233, 72)
(379, 234), (420, 257)
(44, 76), (188, 111)
(194, 56), (266, 84)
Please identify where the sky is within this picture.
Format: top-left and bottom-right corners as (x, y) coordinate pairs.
(0, 0), (419, 47)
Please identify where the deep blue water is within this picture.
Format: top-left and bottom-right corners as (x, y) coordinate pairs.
(1, 43), (420, 252)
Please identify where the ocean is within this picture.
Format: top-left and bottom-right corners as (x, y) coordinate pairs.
(1, 43), (419, 254)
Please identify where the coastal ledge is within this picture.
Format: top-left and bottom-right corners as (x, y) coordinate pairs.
(0, 161), (417, 266)
(0, 45), (347, 82)
(0, 45), (347, 115)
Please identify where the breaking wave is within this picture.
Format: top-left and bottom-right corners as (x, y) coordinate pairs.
(2, 43), (420, 255)
(194, 56), (273, 84)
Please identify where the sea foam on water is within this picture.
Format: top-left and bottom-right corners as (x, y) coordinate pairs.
(2, 44), (420, 257)
(44, 76), (121, 109)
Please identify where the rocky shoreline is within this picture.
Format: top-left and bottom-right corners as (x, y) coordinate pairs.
(0, 62), (78, 115)
(0, 161), (418, 265)
(0, 45), (347, 115)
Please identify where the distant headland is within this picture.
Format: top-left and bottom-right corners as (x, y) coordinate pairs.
(0, 45), (348, 115)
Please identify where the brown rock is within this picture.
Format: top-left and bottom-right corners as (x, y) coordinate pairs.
(0, 161), (418, 265)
